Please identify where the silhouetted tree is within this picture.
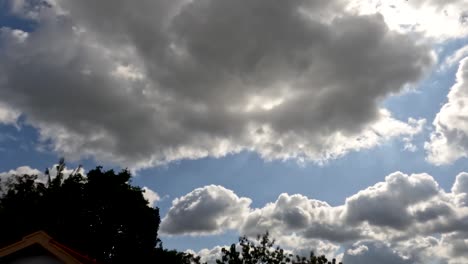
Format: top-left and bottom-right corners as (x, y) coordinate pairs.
(0, 160), (160, 263)
(216, 232), (341, 264)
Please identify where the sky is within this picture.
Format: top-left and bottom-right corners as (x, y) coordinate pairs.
(1, 0), (468, 263)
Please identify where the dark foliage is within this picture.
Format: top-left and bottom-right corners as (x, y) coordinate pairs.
(216, 232), (341, 264)
(152, 247), (203, 264)
(0, 160), (160, 263)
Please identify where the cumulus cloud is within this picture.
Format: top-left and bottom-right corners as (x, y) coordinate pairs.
(191, 239), (341, 264)
(189, 246), (225, 264)
(0, 166), (44, 181)
(452, 172), (468, 207)
(142, 186), (160, 207)
(240, 193), (362, 244)
(440, 231), (468, 261)
(426, 57), (468, 165)
(0, 166), (46, 195)
(160, 185), (251, 235)
(162, 171), (468, 262)
(343, 241), (413, 264)
(349, 0), (468, 40)
(0, 0), (434, 168)
(344, 171), (440, 229)
(0, 164), (85, 189)
(0, 102), (20, 126)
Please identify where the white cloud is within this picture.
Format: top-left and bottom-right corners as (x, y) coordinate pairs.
(0, 164), (84, 188)
(0, 166), (43, 180)
(46, 163), (85, 179)
(0, 102), (20, 126)
(452, 172), (468, 207)
(440, 232), (468, 263)
(192, 239), (341, 264)
(142, 186), (160, 207)
(348, 0), (468, 40)
(162, 171), (468, 262)
(343, 241), (413, 264)
(0, 0), (434, 169)
(251, 110), (426, 164)
(0, 166), (46, 195)
(347, 244), (369, 256)
(160, 185), (252, 235)
(441, 45), (468, 71)
(426, 57), (468, 165)
(344, 171), (440, 229)
(240, 193), (362, 244)
(189, 246), (225, 264)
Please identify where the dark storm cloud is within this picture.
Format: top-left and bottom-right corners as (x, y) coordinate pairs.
(0, 0), (433, 167)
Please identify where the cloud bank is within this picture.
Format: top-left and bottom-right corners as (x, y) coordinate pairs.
(162, 171), (468, 263)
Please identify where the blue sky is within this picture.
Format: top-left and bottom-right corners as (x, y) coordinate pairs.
(1, 1), (468, 263)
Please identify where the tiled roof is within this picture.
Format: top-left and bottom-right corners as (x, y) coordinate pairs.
(0, 231), (99, 264)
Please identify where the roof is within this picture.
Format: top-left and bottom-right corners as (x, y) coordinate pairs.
(0, 231), (98, 264)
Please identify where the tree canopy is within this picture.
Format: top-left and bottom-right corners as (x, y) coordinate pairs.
(0, 160), (160, 263)
(217, 232), (341, 264)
